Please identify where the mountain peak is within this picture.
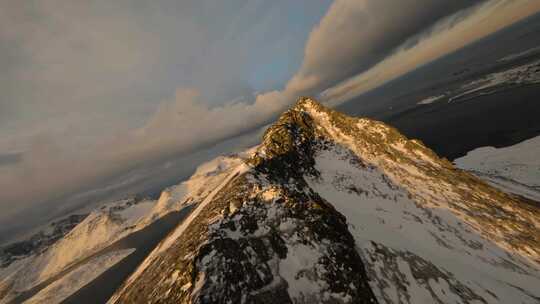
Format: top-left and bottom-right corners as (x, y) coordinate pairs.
(292, 96), (321, 109)
(110, 97), (540, 304)
(252, 96), (448, 170)
(248, 97), (318, 168)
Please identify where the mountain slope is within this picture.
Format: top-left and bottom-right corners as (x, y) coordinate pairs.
(111, 98), (539, 304)
(0, 151), (248, 304)
(0, 198), (158, 303)
(455, 135), (540, 201)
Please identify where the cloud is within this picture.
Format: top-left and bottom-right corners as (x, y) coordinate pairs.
(0, 1), (160, 121)
(0, 87), (295, 228)
(0, 153), (21, 167)
(0, 0), (329, 148)
(0, 0), (329, 229)
(109, 88), (290, 161)
(286, 0), (484, 94)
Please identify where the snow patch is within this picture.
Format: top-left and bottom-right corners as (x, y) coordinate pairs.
(24, 248), (134, 304)
(306, 143), (540, 303)
(455, 135), (540, 201)
(417, 95), (445, 105)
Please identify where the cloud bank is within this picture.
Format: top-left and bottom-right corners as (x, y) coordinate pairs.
(0, 0), (329, 226)
(286, 0), (483, 94)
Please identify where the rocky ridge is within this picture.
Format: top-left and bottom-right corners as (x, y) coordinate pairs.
(110, 97), (540, 304)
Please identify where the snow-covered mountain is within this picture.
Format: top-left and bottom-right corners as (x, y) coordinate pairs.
(0, 214), (88, 270)
(108, 98), (540, 304)
(0, 151), (249, 304)
(2, 98), (538, 303)
(0, 198), (152, 303)
(455, 136), (540, 202)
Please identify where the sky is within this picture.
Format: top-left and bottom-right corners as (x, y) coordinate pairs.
(1, 0), (540, 240)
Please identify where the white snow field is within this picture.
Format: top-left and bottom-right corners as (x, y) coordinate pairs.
(455, 135), (540, 201)
(23, 248), (135, 304)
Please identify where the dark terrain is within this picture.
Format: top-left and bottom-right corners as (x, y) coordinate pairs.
(338, 12), (540, 160)
(351, 84), (540, 160)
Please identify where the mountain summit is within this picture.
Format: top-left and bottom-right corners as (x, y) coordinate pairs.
(110, 98), (540, 304)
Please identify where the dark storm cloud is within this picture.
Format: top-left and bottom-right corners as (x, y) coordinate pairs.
(288, 0), (486, 94)
(322, 0), (540, 104)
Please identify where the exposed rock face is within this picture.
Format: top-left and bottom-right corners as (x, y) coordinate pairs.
(111, 98), (540, 304)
